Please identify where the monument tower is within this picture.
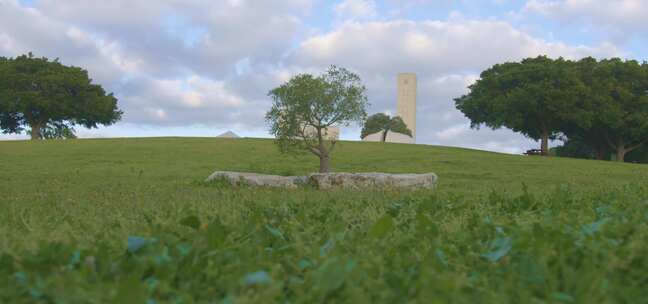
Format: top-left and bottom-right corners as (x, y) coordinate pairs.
(396, 73), (416, 142)
(361, 73), (417, 144)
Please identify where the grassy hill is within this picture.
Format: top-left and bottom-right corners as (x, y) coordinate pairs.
(1, 137), (647, 302)
(0, 137), (645, 195)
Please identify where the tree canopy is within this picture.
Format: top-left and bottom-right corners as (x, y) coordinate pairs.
(455, 56), (586, 155)
(0, 53), (122, 139)
(360, 113), (411, 142)
(266, 65), (368, 173)
(554, 57), (648, 161)
(455, 56), (648, 161)
(588, 58), (648, 161)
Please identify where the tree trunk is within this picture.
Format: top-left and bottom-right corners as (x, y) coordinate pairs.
(541, 130), (549, 156)
(314, 127), (331, 173)
(606, 136), (644, 163)
(382, 130), (388, 142)
(611, 138), (630, 162)
(319, 154), (330, 173)
(616, 148), (626, 162)
(30, 122), (42, 140)
(594, 147), (606, 160)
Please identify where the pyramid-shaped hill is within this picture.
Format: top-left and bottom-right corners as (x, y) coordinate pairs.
(216, 131), (240, 138)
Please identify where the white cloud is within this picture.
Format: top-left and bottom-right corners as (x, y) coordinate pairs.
(117, 75), (249, 126)
(292, 20), (620, 76)
(435, 123), (470, 140)
(0, 33), (17, 52)
(286, 19), (618, 151)
(0, 1), (631, 153)
(0, 0), (311, 130)
(525, 0), (648, 37)
(8, 0), (313, 78)
(334, 0), (377, 19)
(183, 76), (245, 108)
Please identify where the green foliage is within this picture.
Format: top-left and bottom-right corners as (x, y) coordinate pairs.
(368, 214), (394, 238)
(584, 58), (648, 160)
(551, 133), (648, 163)
(26, 122), (77, 139)
(179, 215), (201, 230)
(0, 53), (122, 139)
(266, 65), (368, 172)
(1, 138), (648, 302)
(553, 137), (598, 160)
(627, 145), (648, 163)
(2, 183), (648, 302)
(455, 56), (585, 154)
(456, 56), (648, 161)
(361, 113), (412, 141)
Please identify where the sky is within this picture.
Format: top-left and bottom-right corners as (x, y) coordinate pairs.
(0, 0), (646, 153)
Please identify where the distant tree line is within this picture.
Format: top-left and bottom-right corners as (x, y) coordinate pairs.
(455, 56), (648, 162)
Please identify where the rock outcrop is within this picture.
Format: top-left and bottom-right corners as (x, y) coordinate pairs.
(206, 171), (305, 188)
(308, 172), (437, 189)
(206, 171), (437, 190)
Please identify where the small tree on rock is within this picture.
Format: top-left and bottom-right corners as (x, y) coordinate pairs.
(266, 66), (368, 173)
(0, 53), (122, 139)
(360, 113), (412, 142)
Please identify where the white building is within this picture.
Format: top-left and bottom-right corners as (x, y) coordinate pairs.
(362, 130), (415, 144)
(303, 125), (340, 140)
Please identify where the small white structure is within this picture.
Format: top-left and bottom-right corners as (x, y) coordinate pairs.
(363, 73), (417, 144)
(217, 131), (240, 138)
(303, 125), (340, 140)
(363, 130), (414, 144)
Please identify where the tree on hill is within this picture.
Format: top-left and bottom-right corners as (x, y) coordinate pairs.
(554, 135), (648, 164)
(587, 58), (648, 162)
(455, 56), (587, 156)
(360, 113), (412, 142)
(0, 53), (122, 139)
(626, 145), (648, 163)
(0, 56), (22, 134)
(28, 122), (77, 139)
(266, 66), (368, 173)
(560, 126), (611, 160)
(552, 136), (597, 160)
(559, 57), (611, 160)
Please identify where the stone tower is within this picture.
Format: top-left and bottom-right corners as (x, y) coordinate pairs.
(397, 73), (416, 142)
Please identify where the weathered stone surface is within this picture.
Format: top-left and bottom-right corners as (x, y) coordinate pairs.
(308, 172), (437, 189)
(206, 171), (301, 188)
(205, 171), (438, 190)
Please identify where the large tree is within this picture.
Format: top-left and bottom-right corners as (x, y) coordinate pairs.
(0, 56), (22, 134)
(266, 66), (368, 173)
(0, 53), (122, 139)
(559, 57), (613, 160)
(552, 136), (598, 160)
(626, 145), (648, 164)
(588, 58), (648, 162)
(455, 56), (586, 155)
(360, 113), (412, 142)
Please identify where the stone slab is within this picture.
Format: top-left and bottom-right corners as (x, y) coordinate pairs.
(206, 171), (437, 190)
(206, 171), (302, 188)
(308, 172), (437, 189)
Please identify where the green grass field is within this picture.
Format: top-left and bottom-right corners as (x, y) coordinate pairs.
(1, 137), (647, 303)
